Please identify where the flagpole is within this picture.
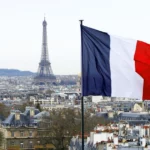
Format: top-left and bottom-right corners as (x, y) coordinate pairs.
(79, 19), (84, 150)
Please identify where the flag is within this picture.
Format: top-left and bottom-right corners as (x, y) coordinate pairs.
(81, 25), (150, 100)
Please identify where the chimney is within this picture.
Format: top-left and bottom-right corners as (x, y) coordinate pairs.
(140, 137), (146, 147)
(108, 111), (114, 118)
(113, 136), (118, 145)
(26, 107), (35, 117)
(30, 108), (35, 117)
(11, 110), (21, 120)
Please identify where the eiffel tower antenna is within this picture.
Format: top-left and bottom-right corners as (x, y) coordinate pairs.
(44, 13), (46, 20)
(34, 18), (56, 85)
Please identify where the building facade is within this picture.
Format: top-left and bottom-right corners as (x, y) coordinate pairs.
(0, 107), (55, 150)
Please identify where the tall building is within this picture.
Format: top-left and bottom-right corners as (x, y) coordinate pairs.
(34, 18), (56, 85)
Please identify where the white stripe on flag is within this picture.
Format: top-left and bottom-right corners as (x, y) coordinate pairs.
(110, 35), (143, 99)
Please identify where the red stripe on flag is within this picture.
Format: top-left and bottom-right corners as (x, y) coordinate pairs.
(134, 41), (150, 100)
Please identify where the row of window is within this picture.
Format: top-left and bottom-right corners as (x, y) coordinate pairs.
(11, 141), (37, 148)
(11, 131), (32, 137)
(119, 117), (147, 120)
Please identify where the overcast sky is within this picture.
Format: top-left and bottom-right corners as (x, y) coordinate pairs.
(0, 0), (150, 75)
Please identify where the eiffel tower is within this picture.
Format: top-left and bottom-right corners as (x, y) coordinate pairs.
(34, 18), (56, 85)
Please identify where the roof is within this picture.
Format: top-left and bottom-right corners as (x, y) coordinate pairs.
(2, 107), (40, 126)
(34, 111), (50, 119)
(119, 112), (150, 118)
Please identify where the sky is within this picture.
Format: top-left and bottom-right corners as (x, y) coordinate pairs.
(0, 0), (150, 75)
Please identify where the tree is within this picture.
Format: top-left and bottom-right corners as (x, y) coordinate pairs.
(0, 103), (10, 118)
(38, 109), (80, 150)
(14, 100), (33, 112)
(84, 112), (110, 133)
(45, 89), (54, 96)
(36, 102), (42, 112)
(38, 109), (110, 150)
(0, 131), (4, 147)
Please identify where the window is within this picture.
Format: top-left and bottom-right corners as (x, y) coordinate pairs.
(146, 129), (148, 136)
(11, 141), (15, 146)
(11, 131), (14, 137)
(20, 143), (24, 148)
(29, 141), (33, 148)
(20, 131), (24, 137)
(29, 131), (32, 137)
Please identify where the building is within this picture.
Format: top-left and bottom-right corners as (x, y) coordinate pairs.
(69, 122), (150, 150)
(0, 107), (55, 150)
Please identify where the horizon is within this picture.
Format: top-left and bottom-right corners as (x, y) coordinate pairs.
(0, 68), (78, 75)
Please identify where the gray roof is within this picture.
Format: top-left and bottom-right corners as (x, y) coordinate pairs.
(34, 111), (50, 119)
(119, 113), (141, 118)
(128, 120), (149, 125)
(3, 113), (29, 125)
(119, 113), (150, 119)
(2, 107), (40, 126)
(117, 146), (143, 150)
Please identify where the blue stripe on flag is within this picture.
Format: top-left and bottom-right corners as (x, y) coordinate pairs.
(81, 25), (111, 96)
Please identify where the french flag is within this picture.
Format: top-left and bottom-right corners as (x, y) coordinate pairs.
(81, 25), (150, 100)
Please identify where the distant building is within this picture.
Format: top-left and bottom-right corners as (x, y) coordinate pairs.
(132, 103), (143, 112)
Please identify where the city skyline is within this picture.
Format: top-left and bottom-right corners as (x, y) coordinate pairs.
(0, 0), (150, 74)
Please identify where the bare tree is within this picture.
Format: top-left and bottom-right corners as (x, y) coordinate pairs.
(38, 109), (110, 150)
